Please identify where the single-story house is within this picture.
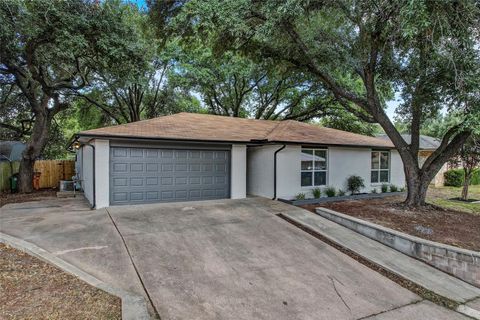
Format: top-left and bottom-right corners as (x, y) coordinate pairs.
(377, 134), (445, 187)
(72, 112), (405, 209)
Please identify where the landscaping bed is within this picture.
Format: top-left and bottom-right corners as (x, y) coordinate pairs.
(279, 191), (405, 206)
(301, 190), (480, 252)
(0, 189), (57, 207)
(0, 243), (121, 319)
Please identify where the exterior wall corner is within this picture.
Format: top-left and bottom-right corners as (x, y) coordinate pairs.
(94, 139), (110, 209)
(231, 144), (247, 199)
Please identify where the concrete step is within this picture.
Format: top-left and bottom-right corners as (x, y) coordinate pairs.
(280, 209), (480, 318)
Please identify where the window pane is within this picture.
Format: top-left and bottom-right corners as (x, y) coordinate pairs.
(371, 152), (379, 169)
(301, 172), (313, 186)
(380, 170), (389, 182)
(314, 171), (326, 186)
(301, 150), (313, 170)
(380, 152), (389, 169)
(314, 150), (327, 170)
(371, 171), (379, 183)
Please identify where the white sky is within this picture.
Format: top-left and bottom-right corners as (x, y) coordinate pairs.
(385, 100), (399, 120)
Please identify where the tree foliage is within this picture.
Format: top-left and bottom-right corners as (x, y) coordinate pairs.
(76, 5), (199, 124)
(0, 0), (147, 191)
(175, 0), (480, 206)
(174, 40), (339, 121)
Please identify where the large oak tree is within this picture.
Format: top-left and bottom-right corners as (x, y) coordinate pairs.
(175, 0), (480, 206)
(0, 0), (145, 192)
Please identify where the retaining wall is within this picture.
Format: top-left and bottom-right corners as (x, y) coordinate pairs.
(316, 207), (480, 288)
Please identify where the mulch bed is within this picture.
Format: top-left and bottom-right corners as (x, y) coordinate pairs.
(450, 197), (480, 203)
(0, 189), (57, 207)
(0, 243), (121, 320)
(301, 196), (480, 252)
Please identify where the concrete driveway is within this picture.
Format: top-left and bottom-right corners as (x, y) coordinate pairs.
(0, 197), (466, 319)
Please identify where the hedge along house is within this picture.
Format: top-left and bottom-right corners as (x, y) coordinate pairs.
(72, 112), (405, 209)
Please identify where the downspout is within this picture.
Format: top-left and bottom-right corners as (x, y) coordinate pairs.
(272, 145), (286, 200)
(80, 142), (95, 210)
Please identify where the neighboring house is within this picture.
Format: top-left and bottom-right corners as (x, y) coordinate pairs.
(377, 134), (445, 187)
(73, 112), (405, 209)
(0, 141), (26, 162)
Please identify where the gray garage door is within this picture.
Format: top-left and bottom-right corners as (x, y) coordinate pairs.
(110, 147), (230, 205)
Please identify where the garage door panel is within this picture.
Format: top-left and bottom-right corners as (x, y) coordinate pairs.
(110, 147), (230, 205)
(146, 191), (159, 200)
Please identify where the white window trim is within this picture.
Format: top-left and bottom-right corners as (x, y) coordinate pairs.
(301, 148), (328, 187)
(371, 150), (390, 184)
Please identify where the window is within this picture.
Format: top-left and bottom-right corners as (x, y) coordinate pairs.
(371, 150), (390, 183)
(301, 149), (327, 187)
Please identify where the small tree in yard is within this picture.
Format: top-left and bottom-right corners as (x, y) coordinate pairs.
(347, 175), (365, 195)
(450, 136), (480, 201)
(0, 0), (145, 192)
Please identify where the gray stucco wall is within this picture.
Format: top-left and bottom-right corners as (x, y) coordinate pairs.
(247, 144), (406, 200)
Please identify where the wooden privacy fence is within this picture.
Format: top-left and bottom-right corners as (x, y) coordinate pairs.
(0, 160), (75, 192)
(34, 160), (75, 189)
(0, 161), (20, 192)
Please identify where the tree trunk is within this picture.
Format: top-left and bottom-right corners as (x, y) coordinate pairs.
(404, 173), (430, 206)
(402, 151), (449, 207)
(462, 172), (471, 201)
(18, 157), (35, 193)
(18, 111), (51, 193)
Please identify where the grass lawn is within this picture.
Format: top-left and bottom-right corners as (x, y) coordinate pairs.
(428, 185), (480, 214)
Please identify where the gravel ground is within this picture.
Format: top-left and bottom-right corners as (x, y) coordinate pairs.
(0, 243), (121, 320)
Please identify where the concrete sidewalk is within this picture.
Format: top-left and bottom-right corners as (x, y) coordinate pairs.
(281, 208), (480, 318)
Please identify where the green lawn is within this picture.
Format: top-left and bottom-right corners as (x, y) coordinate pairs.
(428, 185), (480, 214)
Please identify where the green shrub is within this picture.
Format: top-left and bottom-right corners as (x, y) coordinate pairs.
(381, 184), (389, 193)
(445, 168), (480, 186)
(400, 186), (406, 192)
(295, 193), (306, 200)
(444, 169), (464, 187)
(337, 189), (346, 196)
(371, 188), (378, 193)
(472, 169), (480, 185)
(312, 188), (322, 198)
(390, 185), (398, 192)
(324, 186), (336, 197)
(347, 175), (365, 195)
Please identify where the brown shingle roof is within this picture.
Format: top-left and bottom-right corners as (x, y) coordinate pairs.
(78, 112), (393, 148)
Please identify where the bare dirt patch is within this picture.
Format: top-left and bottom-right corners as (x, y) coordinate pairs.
(0, 189), (57, 207)
(0, 243), (121, 320)
(301, 196), (480, 252)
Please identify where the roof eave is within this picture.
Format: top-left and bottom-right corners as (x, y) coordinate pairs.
(76, 133), (395, 149)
